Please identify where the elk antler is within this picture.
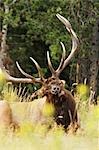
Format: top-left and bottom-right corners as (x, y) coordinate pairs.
(47, 14), (79, 77)
(3, 14), (79, 84)
(4, 71), (34, 83)
(47, 42), (66, 77)
(30, 57), (44, 80)
(16, 61), (34, 79)
(3, 58), (44, 84)
(56, 42), (66, 73)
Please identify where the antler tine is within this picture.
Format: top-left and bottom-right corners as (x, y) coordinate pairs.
(30, 57), (43, 79)
(56, 42), (66, 73)
(2, 61), (42, 84)
(16, 61), (34, 79)
(47, 51), (56, 76)
(61, 29), (79, 73)
(1, 60), (43, 84)
(56, 14), (79, 75)
(4, 71), (34, 83)
(56, 14), (72, 32)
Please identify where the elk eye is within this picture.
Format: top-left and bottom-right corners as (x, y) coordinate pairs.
(57, 87), (60, 90)
(53, 87), (56, 90)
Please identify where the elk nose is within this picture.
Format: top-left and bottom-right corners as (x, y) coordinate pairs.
(51, 85), (60, 95)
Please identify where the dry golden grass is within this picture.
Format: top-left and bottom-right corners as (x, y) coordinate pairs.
(0, 71), (99, 150)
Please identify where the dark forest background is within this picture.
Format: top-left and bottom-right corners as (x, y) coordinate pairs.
(0, 0), (99, 94)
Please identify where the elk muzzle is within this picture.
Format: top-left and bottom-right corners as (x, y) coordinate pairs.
(50, 84), (61, 95)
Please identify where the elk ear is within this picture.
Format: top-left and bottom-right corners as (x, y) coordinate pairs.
(61, 80), (66, 86)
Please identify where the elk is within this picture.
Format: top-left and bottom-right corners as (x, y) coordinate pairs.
(1, 14), (79, 131)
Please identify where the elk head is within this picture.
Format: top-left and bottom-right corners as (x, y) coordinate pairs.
(2, 14), (79, 99)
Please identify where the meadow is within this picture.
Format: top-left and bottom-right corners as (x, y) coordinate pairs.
(0, 104), (98, 150)
(0, 71), (99, 150)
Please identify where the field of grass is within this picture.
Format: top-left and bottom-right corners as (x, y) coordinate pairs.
(0, 105), (98, 150)
(0, 71), (99, 150)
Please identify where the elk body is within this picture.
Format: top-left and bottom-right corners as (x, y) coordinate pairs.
(0, 97), (48, 130)
(1, 14), (79, 131)
(0, 101), (12, 127)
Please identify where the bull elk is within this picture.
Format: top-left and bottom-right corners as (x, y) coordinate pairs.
(1, 14), (79, 131)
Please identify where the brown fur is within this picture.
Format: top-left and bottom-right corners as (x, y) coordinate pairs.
(31, 77), (78, 130)
(0, 101), (19, 131)
(39, 77), (78, 130)
(0, 97), (48, 130)
(0, 89), (78, 132)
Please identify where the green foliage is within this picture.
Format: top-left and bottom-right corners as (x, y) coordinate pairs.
(1, 0), (99, 85)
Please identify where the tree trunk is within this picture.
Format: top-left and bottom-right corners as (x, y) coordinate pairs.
(76, 57), (90, 84)
(0, 3), (9, 69)
(89, 18), (99, 94)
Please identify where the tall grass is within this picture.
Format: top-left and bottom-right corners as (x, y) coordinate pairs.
(0, 71), (98, 150)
